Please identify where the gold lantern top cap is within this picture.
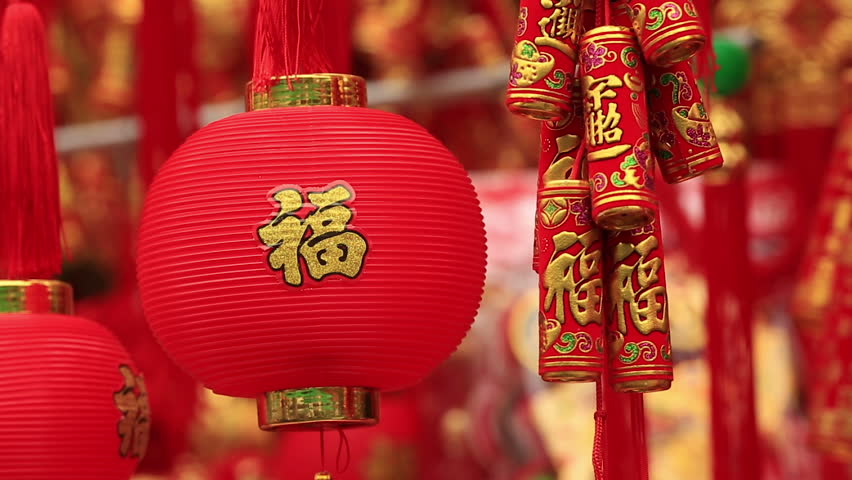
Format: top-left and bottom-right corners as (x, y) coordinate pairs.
(0, 280), (73, 315)
(246, 74), (367, 111)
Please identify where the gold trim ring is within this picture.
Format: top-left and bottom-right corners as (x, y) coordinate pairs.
(0, 280), (73, 315)
(246, 74), (368, 110)
(257, 386), (379, 431)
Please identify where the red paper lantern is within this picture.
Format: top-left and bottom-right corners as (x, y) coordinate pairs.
(0, 281), (148, 479)
(137, 75), (487, 429)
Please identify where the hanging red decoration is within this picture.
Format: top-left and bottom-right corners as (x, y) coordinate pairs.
(538, 178), (605, 382)
(536, 80), (605, 382)
(624, 0), (707, 67)
(137, 0), (486, 431)
(535, 77), (586, 272)
(0, 297), (147, 480)
(580, 25), (658, 231)
(604, 221), (673, 393)
(647, 60), (723, 183)
(506, 0), (585, 121)
(0, 3), (147, 479)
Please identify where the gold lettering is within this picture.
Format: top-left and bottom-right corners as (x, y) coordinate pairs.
(535, 0), (583, 56)
(543, 230), (603, 326)
(258, 184), (368, 287)
(610, 236), (669, 336)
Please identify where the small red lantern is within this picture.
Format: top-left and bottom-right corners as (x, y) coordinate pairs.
(137, 75), (487, 429)
(0, 282), (149, 479)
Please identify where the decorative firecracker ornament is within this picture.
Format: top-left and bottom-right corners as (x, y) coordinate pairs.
(0, 3), (148, 479)
(580, 24), (658, 231)
(605, 221), (673, 393)
(506, 0), (585, 121)
(137, 0), (487, 432)
(647, 60), (723, 183)
(536, 79), (605, 382)
(538, 178), (606, 382)
(624, 0), (706, 67)
(535, 76), (585, 272)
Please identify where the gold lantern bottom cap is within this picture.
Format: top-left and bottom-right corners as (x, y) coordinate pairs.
(650, 35), (706, 67)
(595, 206), (656, 232)
(256, 386), (379, 431)
(614, 379), (672, 393)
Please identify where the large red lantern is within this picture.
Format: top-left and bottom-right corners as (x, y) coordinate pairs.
(0, 282), (149, 479)
(137, 74), (487, 429)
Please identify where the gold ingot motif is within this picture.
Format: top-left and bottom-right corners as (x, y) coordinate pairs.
(511, 40), (556, 87)
(671, 103), (718, 148)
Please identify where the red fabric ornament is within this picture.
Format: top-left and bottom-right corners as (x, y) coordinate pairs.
(0, 297), (147, 480)
(537, 180), (605, 381)
(506, 0), (585, 121)
(625, 0), (707, 67)
(136, 100), (486, 422)
(580, 25), (658, 231)
(536, 79), (585, 271)
(704, 174), (761, 480)
(604, 221), (672, 393)
(648, 61), (723, 183)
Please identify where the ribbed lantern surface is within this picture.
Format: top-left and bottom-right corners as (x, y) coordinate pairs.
(0, 313), (145, 479)
(137, 105), (487, 399)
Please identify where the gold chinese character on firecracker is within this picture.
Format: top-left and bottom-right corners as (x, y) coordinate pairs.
(536, 0), (583, 56)
(258, 183), (368, 287)
(583, 74), (632, 161)
(543, 230), (603, 326)
(610, 236), (669, 336)
(114, 365), (150, 459)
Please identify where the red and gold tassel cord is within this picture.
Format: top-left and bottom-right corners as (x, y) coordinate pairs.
(604, 220), (673, 393)
(647, 60), (723, 183)
(0, 0), (62, 280)
(624, 0), (706, 67)
(580, 23), (658, 231)
(704, 166), (761, 480)
(506, 0), (584, 121)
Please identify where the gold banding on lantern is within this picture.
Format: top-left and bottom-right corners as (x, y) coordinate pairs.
(257, 387), (380, 431)
(246, 74), (368, 111)
(0, 280), (74, 315)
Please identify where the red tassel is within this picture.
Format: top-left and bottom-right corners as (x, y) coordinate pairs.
(0, 1), (62, 280)
(252, 0), (336, 92)
(137, 0), (199, 189)
(693, 0), (716, 90)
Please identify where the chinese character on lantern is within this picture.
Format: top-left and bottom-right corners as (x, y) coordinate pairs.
(609, 236), (669, 336)
(543, 230), (603, 326)
(113, 365), (150, 459)
(258, 183), (369, 287)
